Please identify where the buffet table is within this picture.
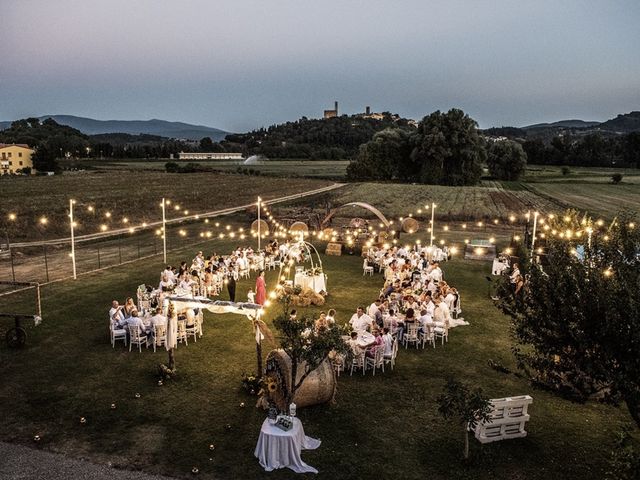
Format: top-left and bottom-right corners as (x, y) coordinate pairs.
(254, 417), (321, 474)
(294, 272), (326, 293)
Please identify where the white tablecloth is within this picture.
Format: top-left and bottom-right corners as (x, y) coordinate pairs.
(294, 273), (326, 293)
(357, 332), (375, 348)
(254, 417), (321, 474)
(492, 259), (509, 276)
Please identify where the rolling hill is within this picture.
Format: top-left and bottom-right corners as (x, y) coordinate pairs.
(523, 119), (600, 129)
(0, 115), (230, 141)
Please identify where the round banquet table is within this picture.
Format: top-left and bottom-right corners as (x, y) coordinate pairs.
(254, 417), (321, 474)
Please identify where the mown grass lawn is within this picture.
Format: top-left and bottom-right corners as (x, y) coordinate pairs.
(0, 237), (633, 479)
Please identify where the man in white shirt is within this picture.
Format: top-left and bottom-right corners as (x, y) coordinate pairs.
(149, 307), (167, 328)
(162, 266), (175, 283)
(125, 310), (147, 335)
(382, 327), (394, 356)
(349, 306), (373, 333)
(424, 293), (436, 318)
(193, 251), (205, 269)
(109, 300), (125, 327)
(368, 299), (381, 318)
(430, 262), (443, 283)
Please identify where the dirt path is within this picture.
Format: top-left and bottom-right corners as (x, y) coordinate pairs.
(0, 442), (177, 480)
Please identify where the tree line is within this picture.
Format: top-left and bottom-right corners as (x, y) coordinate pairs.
(522, 133), (640, 168)
(346, 109), (527, 185)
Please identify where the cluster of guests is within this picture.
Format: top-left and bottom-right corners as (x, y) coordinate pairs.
(340, 248), (466, 365)
(109, 298), (167, 338)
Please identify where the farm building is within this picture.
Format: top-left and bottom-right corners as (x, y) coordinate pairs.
(177, 152), (244, 160)
(0, 143), (35, 175)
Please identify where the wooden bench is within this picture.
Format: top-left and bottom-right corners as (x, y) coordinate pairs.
(474, 395), (532, 443)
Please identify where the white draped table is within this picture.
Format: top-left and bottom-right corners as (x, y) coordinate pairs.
(294, 273), (327, 293)
(254, 417), (321, 474)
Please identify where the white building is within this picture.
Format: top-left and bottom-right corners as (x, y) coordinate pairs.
(178, 152), (244, 160)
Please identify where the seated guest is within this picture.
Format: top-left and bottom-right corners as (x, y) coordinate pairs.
(365, 329), (384, 358)
(418, 308), (432, 334)
(404, 308), (417, 326)
(433, 296), (451, 327)
(109, 300), (125, 327)
(123, 297), (136, 318)
(384, 308), (401, 337)
(150, 307), (167, 328)
(159, 274), (174, 292)
(178, 272), (195, 291)
(125, 310), (147, 335)
(163, 265), (175, 282)
(247, 288), (255, 304)
(178, 261), (188, 277)
(347, 331), (363, 357)
(193, 251), (205, 269)
(382, 327), (394, 357)
(326, 308), (336, 324)
(430, 262), (443, 282)
(349, 306), (373, 333)
(315, 311), (329, 330)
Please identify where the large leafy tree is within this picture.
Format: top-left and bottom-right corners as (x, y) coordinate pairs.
(346, 128), (411, 180)
(410, 109), (486, 186)
(497, 211), (640, 427)
(487, 139), (528, 180)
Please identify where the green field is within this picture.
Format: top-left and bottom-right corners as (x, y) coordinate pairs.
(61, 158), (351, 178)
(0, 236), (632, 479)
(0, 172), (333, 241)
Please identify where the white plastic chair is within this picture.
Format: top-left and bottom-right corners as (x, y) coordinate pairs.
(128, 325), (147, 353)
(349, 350), (366, 376)
(434, 321), (449, 345)
(176, 320), (188, 346)
(110, 322), (127, 348)
(383, 338), (399, 370)
(403, 323), (420, 349)
(421, 324), (436, 349)
(363, 260), (374, 276)
(153, 324), (167, 352)
(331, 353), (345, 377)
(365, 346), (385, 375)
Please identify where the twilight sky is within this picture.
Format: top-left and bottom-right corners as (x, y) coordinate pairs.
(2, 0), (639, 132)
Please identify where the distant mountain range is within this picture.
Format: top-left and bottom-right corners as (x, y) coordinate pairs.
(523, 119), (600, 129)
(521, 112), (640, 133)
(0, 115), (230, 141)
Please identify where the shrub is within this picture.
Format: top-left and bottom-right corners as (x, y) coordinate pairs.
(612, 173), (623, 184)
(561, 166), (571, 176)
(165, 161), (179, 173)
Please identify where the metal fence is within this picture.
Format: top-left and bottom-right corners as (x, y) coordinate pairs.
(0, 183), (345, 292)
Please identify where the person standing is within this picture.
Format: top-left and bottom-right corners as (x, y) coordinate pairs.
(227, 268), (238, 302)
(255, 270), (267, 305)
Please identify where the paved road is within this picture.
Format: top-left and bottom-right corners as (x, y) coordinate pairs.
(0, 442), (176, 480)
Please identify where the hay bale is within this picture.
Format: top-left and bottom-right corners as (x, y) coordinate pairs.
(289, 221), (309, 234)
(401, 217), (419, 233)
(251, 219), (269, 236)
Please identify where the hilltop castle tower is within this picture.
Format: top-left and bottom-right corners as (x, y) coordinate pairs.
(323, 101), (338, 119)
